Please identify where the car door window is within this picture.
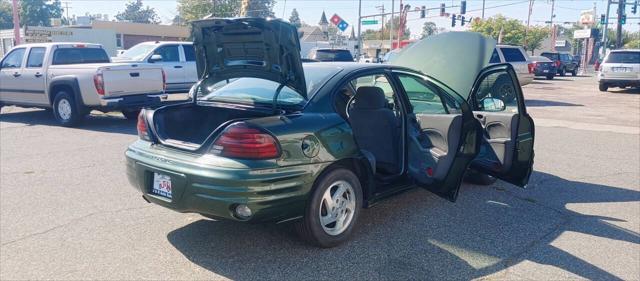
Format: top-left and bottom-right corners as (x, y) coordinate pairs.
(397, 74), (454, 114)
(1, 48), (26, 69)
(351, 74), (400, 115)
(154, 45), (180, 62)
(183, 45), (196, 62)
(474, 70), (519, 113)
(26, 47), (46, 68)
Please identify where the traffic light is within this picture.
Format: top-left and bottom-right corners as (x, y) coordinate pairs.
(440, 3), (446, 16)
(461, 16), (466, 26)
(600, 14), (605, 24)
(421, 6), (426, 18)
(632, 0), (638, 14)
(451, 14), (456, 27)
(620, 14), (627, 24)
(460, 1), (467, 14)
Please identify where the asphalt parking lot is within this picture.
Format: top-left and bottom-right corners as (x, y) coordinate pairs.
(1, 75), (638, 280)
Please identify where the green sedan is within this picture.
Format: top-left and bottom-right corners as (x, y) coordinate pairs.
(125, 18), (534, 247)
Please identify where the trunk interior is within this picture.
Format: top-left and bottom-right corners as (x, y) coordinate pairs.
(152, 103), (274, 150)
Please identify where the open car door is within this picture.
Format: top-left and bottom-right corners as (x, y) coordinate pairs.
(394, 72), (480, 202)
(468, 64), (535, 187)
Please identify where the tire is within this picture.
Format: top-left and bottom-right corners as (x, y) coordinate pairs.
(122, 109), (141, 120)
(546, 74), (554, 80)
(464, 169), (497, 185)
(492, 74), (516, 103)
(571, 69), (577, 76)
(295, 167), (362, 248)
(599, 83), (609, 92)
(52, 91), (82, 127)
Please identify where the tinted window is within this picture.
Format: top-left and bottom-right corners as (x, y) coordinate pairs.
(501, 48), (526, 62)
(541, 53), (559, 61)
(1, 48), (25, 68)
(183, 45), (196, 62)
(26, 47), (46, 68)
(52, 48), (110, 65)
(313, 50), (354, 62)
(153, 45), (180, 62)
(606, 52), (639, 64)
(489, 49), (501, 63)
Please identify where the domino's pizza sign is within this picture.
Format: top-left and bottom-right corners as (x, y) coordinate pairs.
(330, 14), (349, 32)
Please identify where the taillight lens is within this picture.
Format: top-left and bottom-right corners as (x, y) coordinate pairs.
(210, 122), (281, 159)
(137, 111), (151, 141)
(528, 63), (535, 74)
(161, 69), (167, 91)
(555, 60), (561, 67)
(93, 70), (105, 96)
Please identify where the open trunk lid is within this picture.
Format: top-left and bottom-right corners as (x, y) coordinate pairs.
(190, 17), (307, 98)
(99, 63), (164, 97)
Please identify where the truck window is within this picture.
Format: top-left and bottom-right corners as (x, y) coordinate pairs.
(27, 47), (46, 68)
(153, 45), (180, 62)
(183, 45), (196, 62)
(1, 48), (26, 68)
(489, 49), (501, 63)
(52, 48), (110, 65)
(501, 48), (526, 62)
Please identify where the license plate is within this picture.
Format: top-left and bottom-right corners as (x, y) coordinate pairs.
(543, 70), (549, 73)
(612, 67), (631, 72)
(151, 173), (172, 199)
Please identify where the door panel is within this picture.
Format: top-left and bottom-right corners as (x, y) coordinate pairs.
(0, 48), (27, 104)
(18, 47), (48, 105)
(151, 45), (185, 92)
(469, 64), (534, 187)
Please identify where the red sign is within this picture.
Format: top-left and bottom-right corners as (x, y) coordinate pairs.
(330, 14), (342, 25)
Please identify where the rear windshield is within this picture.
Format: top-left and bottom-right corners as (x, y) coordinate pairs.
(313, 50), (354, 62)
(501, 48), (526, 62)
(541, 53), (560, 61)
(197, 65), (341, 107)
(605, 52), (640, 64)
(52, 48), (110, 65)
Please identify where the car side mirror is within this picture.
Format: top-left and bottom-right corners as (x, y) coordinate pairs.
(148, 54), (163, 63)
(481, 97), (506, 112)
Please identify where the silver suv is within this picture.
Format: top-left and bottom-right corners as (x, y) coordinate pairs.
(598, 49), (640, 92)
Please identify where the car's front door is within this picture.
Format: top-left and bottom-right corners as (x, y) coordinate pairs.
(394, 72), (479, 202)
(0, 47), (27, 104)
(468, 64), (534, 187)
(18, 47), (49, 105)
(149, 44), (185, 92)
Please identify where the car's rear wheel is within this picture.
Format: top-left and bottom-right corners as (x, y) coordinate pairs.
(53, 91), (82, 127)
(599, 83), (609, 92)
(122, 109), (141, 120)
(559, 68), (566, 76)
(295, 168), (362, 248)
(546, 74), (554, 80)
(571, 69), (577, 76)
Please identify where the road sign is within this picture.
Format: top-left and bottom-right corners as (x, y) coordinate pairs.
(361, 20), (379, 25)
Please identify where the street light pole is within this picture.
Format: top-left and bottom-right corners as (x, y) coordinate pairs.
(616, 0), (625, 48)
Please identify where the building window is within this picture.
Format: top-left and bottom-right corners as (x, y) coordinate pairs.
(116, 34), (123, 48)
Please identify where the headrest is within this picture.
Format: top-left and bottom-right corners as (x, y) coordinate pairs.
(353, 86), (387, 109)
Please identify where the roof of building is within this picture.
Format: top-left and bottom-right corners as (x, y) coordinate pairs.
(298, 26), (328, 42)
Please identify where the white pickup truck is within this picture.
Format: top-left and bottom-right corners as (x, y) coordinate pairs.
(0, 43), (167, 126)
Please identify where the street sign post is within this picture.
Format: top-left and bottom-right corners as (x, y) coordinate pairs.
(362, 20), (379, 25)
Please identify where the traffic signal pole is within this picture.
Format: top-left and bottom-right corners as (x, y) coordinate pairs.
(602, 0), (611, 56)
(616, 0), (625, 48)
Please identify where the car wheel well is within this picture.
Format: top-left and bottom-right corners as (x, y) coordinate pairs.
(50, 85), (73, 104)
(316, 158), (373, 205)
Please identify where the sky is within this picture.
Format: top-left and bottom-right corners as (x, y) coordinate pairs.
(65, 0), (640, 37)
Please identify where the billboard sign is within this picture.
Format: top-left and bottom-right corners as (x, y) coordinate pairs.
(330, 14), (349, 32)
(580, 10), (595, 25)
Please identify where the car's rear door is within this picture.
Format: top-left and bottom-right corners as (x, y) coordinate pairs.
(394, 71), (479, 202)
(468, 64), (534, 187)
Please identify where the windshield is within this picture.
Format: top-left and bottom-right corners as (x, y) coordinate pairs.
(605, 51), (640, 64)
(118, 44), (156, 61)
(197, 65), (341, 107)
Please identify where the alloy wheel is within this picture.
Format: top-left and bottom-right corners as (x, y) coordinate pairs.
(57, 99), (73, 121)
(318, 180), (356, 236)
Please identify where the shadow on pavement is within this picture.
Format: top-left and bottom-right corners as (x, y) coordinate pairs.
(607, 88), (640, 95)
(525, 99), (583, 107)
(167, 171), (640, 280)
(0, 108), (137, 135)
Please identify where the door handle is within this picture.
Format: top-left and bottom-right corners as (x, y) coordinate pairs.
(173, 65), (183, 69)
(12, 72), (20, 77)
(35, 73), (43, 77)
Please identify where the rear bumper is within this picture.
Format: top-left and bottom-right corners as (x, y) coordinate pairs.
(598, 78), (640, 87)
(99, 92), (175, 110)
(125, 142), (324, 223)
(534, 69), (557, 76)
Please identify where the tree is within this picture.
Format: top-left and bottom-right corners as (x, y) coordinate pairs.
(420, 22), (439, 39)
(171, 15), (186, 26)
(470, 15), (524, 45)
(20, 0), (63, 27)
(524, 26), (549, 54)
(0, 0), (12, 29)
(177, 0), (241, 22)
(115, 0), (160, 24)
(245, 0), (275, 18)
(624, 38), (640, 49)
(289, 8), (301, 28)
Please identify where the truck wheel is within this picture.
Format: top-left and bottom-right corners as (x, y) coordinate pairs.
(546, 74), (554, 80)
(559, 68), (566, 76)
(122, 109), (141, 120)
(571, 69), (577, 76)
(599, 83), (609, 92)
(464, 169), (497, 185)
(53, 91), (81, 127)
(295, 168), (362, 248)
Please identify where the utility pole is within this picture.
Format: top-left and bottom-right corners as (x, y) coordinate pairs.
(616, 0), (625, 48)
(549, 0), (555, 50)
(11, 0), (20, 45)
(357, 0), (362, 58)
(390, 0), (395, 49)
(63, 1), (71, 23)
(376, 4), (385, 41)
(602, 0), (612, 55)
(482, 0), (486, 19)
(524, 0), (534, 49)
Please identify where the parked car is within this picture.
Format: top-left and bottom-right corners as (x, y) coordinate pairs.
(597, 49), (640, 92)
(530, 55), (557, 80)
(540, 51), (579, 76)
(113, 41), (197, 93)
(125, 19), (534, 248)
(490, 45), (534, 86)
(0, 43), (166, 126)
(308, 48), (354, 62)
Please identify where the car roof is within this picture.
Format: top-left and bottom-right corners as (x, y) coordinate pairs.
(10, 42), (102, 48)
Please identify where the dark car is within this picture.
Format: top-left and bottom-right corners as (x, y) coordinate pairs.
(540, 51), (578, 76)
(308, 48), (354, 62)
(126, 19), (535, 247)
(530, 55), (558, 79)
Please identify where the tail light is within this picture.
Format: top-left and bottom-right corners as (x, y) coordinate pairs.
(555, 60), (561, 67)
(93, 70), (105, 96)
(137, 110), (151, 141)
(161, 69), (167, 91)
(528, 63), (535, 74)
(210, 122), (281, 159)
